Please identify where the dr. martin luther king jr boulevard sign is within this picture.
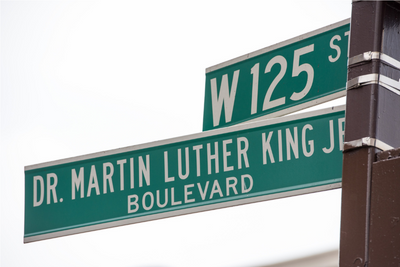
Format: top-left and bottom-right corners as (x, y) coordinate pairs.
(25, 106), (345, 243)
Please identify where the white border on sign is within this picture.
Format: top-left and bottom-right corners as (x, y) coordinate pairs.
(24, 182), (341, 243)
(25, 105), (345, 171)
(206, 18), (350, 73)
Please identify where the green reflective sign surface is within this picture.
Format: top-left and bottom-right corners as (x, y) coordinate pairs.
(203, 20), (349, 131)
(25, 106), (345, 242)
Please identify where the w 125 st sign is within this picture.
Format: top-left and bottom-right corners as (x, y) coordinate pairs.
(203, 19), (350, 131)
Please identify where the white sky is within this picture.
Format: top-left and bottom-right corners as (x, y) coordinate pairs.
(1, 1), (351, 266)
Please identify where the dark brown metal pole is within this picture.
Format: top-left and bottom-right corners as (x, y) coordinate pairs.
(340, 1), (400, 266)
(369, 148), (400, 265)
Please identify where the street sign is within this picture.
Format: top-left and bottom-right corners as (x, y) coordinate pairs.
(203, 19), (350, 131)
(25, 105), (345, 243)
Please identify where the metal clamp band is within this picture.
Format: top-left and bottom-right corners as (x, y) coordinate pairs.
(348, 51), (400, 70)
(346, 73), (400, 95)
(344, 137), (394, 152)
(348, 51), (380, 66)
(347, 73), (379, 90)
(379, 75), (400, 95)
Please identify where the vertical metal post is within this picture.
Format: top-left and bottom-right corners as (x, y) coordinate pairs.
(340, 1), (400, 266)
(369, 148), (400, 266)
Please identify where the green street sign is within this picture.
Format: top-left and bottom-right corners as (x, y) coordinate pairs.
(24, 106), (345, 243)
(203, 19), (350, 131)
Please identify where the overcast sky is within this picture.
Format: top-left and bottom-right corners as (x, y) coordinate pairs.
(1, 1), (351, 266)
